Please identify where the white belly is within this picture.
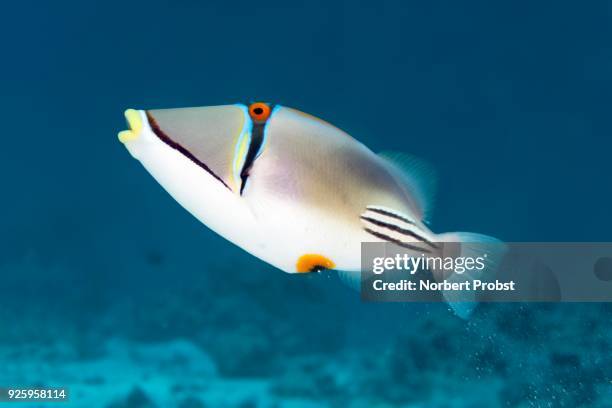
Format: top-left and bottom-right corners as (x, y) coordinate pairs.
(243, 191), (367, 272)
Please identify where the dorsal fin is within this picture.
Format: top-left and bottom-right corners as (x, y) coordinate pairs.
(378, 151), (437, 223)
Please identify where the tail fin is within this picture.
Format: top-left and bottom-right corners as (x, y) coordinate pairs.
(435, 232), (506, 319)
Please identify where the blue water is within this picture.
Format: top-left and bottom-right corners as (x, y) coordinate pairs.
(1, 1), (611, 407)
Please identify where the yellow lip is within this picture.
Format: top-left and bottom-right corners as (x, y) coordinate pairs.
(118, 109), (142, 143)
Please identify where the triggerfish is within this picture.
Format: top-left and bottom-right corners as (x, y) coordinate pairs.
(118, 102), (503, 316)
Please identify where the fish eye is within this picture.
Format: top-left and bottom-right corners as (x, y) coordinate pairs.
(248, 102), (271, 122)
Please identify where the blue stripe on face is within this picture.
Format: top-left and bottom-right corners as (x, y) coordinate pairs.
(256, 105), (282, 159)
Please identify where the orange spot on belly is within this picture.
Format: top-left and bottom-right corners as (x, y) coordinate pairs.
(296, 254), (336, 273)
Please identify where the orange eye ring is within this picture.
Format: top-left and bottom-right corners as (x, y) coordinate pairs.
(248, 102), (271, 123)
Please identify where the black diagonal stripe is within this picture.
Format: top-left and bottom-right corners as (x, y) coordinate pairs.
(361, 216), (440, 250)
(239, 121), (264, 195)
(239, 103), (276, 195)
(365, 228), (432, 253)
(146, 111), (232, 191)
(366, 207), (415, 225)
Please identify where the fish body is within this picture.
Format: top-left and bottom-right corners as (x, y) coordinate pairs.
(118, 102), (500, 294)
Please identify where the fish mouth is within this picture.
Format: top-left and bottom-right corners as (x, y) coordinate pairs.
(118, 109), (143, 143)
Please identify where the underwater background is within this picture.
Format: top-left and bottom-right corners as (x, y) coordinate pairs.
(1, 0), (612, 407)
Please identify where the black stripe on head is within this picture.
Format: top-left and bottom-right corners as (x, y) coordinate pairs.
(239, 103), (276, 195)
(146, 111), (232, 191)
